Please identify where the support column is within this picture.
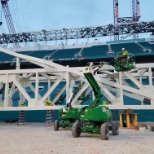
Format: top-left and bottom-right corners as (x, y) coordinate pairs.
(39, 74), (64, 104)
(13, 79), (31, 103)
(139, 76), (143, 105)
(139, 76), (142, 84)
(148, 67), (154, 104)
(35, 72), (39, 106)
(4, 74), (9, 107)
(76, 38), (78, 45)
(48, 79), (51, 100)
(119, 72), (123, 105)
(66, 65), (69, 104)
(19, 91), (23, 106)
(16, 57), (20, 70)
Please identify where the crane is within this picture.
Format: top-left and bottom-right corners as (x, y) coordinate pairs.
(1, 0), (16, 34)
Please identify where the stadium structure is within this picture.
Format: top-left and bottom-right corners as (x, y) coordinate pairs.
(0, 0), (154, 122)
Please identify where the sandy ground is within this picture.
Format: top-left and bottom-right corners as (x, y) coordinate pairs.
(0, 122), (154, 154)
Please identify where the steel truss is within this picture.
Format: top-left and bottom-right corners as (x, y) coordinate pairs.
(0, 21), (154, 45)
(0, 48), (154, 110)
(1, 0), (16, 34)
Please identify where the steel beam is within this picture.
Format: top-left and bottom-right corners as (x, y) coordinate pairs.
(0, 21), (153, 45)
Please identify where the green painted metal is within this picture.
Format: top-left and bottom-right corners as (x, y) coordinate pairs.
(59, 119), (74, 128)
(78, 95), (91, 101)
(56, 86), (82, 129)
(74, 69), (113, 134)
(56, 81), (92, 129)
(83, 72), (102, 110)
(58, 107), (81, 128)
(81, 122), (100, 133)
(110, 53), (135, 72)
(59, 107), (81, 120)
(80, 106), (112, 122)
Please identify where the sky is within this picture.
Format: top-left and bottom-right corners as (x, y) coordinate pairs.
(0, 0), (154, 40)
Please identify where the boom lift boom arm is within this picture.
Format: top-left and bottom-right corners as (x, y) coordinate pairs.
(83, 62), (103, 109)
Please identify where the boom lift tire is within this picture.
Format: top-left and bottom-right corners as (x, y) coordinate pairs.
(111, 121), (119, 135)
(100, 123), (109, 140)
(54, 120), (59, 131)
(72, 121), (81, 138)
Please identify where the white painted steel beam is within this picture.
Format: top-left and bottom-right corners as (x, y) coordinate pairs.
(0, 48), (154, 110)
(71, 83), (89, 105)
(4, 74), (9, 107)
(13, 78), (32, 103)
(76, 87), (92, 105)
(29, 83), (41, 99)
(35, 72), (39, 106)
(99, 83), (119, 104)
(52, 85), (66, 104)
(123, 72), (145, 90)
(38, 73), (65, 104)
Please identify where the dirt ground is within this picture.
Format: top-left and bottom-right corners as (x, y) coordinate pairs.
(0, 122), (154, 154)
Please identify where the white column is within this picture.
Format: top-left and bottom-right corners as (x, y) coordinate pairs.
(66, 65), (69, 104)
(39, 74), (64, 104)
(35, 72), (39, 106)
(0, 83), (3, 106)
(48, 79), (51, 100)
(4, 74), (9, 107)
(13, 79), (31, 102)
(16, 57), (20, 70)
(139, 76), (142, 83)
(148, 67), (154, 104)
(19, 91), (23, 105)
(139, 76), (143, 105)
(119, 72), (123, 105)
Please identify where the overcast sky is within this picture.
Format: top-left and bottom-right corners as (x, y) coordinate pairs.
(1, 0), (154, 36)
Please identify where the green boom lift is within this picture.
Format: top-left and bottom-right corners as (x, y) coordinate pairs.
(72, 62), (119, 140)
(110, 53), (135, 72)
(55, 54), (135, 133)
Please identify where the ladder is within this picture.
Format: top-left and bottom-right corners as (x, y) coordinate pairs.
(17, 110), (25, 125)
(45, 110), (53, 126)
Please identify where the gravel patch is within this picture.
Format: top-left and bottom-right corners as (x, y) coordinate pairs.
(0, 122), (154, 154)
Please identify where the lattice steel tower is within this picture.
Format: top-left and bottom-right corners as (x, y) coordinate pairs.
(113, 0), (140, 40)
(1, 0), (16, 34)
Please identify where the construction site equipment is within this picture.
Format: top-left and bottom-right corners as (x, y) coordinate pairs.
(45, 110), (53, 126)
(119, 109), (138, 128)
(1, 0), (16, 34)
(54, 85), (81, 130)
(110, 53), (135, 72)
(72, 62), (119, 140)
(17, 110), (25, 125)
(54, 106), (81, 130)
